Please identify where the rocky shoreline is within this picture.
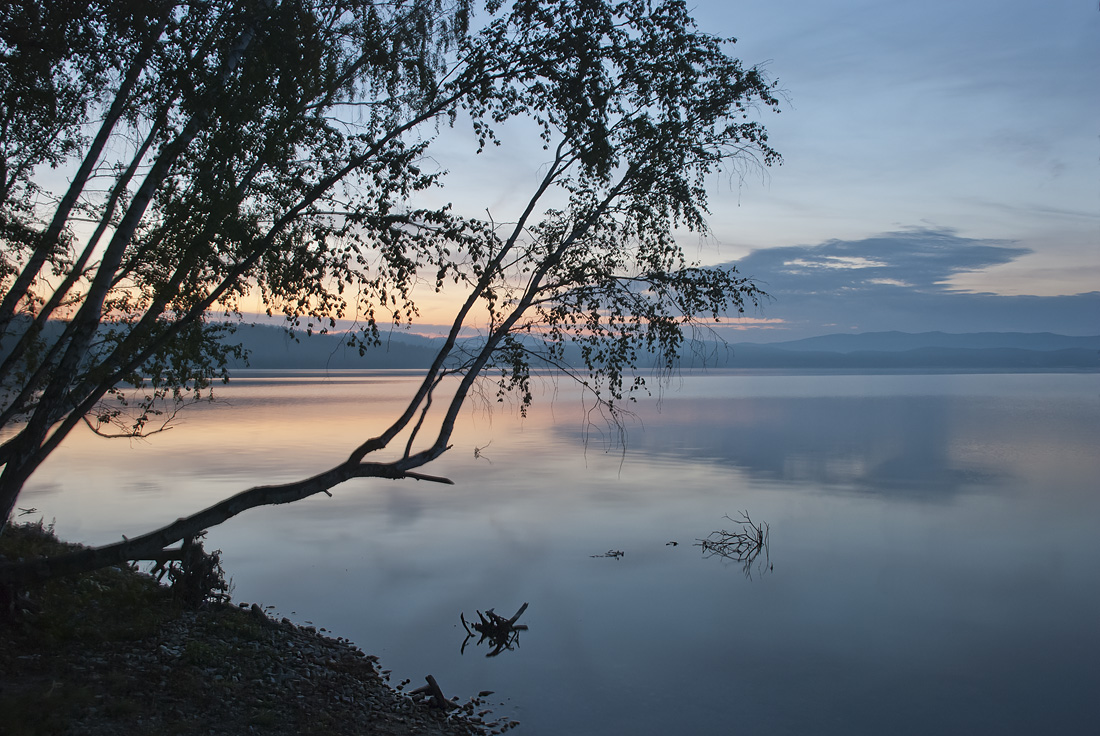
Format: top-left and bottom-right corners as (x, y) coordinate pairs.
(0, 523), (514, 735)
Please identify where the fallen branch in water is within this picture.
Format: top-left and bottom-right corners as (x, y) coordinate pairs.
(695, 511), (771, 578)
(408, 674), (457, 710)
(460, 602), (529, 657)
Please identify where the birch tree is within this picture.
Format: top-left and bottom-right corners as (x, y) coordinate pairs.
(0, 0), (779, 585)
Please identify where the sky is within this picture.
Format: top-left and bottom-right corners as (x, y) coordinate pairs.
(403, 0), (1098, 341)
(688, 0), (1099, 339)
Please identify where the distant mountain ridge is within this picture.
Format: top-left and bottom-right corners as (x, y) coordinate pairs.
(5, 321), (1095, 371)
(223, 325), (1098, 371)
(750, 331), (1100, 353)
(699, 331), (1100, 371)
(225, 323), (440, 369)
(710, 345), (1098, 370)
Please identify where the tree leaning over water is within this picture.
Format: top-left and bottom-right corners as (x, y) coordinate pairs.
(0, 0), (779, 584)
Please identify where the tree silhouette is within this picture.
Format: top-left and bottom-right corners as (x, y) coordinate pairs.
(0, 0), (779, 586)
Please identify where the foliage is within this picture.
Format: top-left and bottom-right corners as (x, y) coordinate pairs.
(0, 0), (780, 580)
(160, 533), (233, 608)
(0, 0), (481, 510)
(0, 520), (176, 635)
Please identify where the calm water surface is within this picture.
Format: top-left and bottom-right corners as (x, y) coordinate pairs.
(22, 371), (1100, 734)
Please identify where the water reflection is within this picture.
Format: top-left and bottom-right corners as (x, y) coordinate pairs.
(694, 511), (772, 579)
(594, 396), (1010, 497)
(18, 372), (1100, 735)
(460, 602), (530, 657)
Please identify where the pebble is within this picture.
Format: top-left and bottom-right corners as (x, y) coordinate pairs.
(8, 600), (514, 736)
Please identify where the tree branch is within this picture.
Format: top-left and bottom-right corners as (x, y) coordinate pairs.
(0, 458), (451, 587)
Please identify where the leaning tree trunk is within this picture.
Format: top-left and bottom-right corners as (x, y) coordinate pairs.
(0, 458), (452, 587)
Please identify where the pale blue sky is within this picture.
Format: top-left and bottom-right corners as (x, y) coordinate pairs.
(685, 0), (1099, 338)
(420, 0), (1098, 340)
(692, 0), (1097, 290)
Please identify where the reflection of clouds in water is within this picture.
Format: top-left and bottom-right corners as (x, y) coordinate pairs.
(861, 455), (1001, 495)
(380, 487), (425, 527)
(21, 374), (1100, 736)
(22, 481), (63, 497)
(123, 480), (164, 494)
(557, 396), (1010, 499)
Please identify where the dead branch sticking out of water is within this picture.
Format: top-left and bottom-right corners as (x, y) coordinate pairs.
(407, 674), (458, 710)
(695, 511), (772, 578)
(460, 602), (529, 657)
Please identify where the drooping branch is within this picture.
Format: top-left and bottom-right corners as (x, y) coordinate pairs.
(347, 136), (574, 465)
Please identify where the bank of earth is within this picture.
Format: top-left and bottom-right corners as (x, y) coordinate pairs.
(0, 523), (513, 735)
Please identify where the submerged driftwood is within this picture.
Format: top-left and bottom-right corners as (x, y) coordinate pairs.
(407, 674), (458, 710)
(460, 602), (529, 657)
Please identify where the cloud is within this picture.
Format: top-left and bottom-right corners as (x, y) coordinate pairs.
(718, 228), (1099, 339)
(733, 228), (1030, 294)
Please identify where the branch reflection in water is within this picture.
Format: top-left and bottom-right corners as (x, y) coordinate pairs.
(460, 602), (529, 657)
(695, 511), (772, 579)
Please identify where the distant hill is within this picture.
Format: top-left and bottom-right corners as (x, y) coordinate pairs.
(705, 331), (1100, 370)
(752, 331), (1100, 353)
(708, 344), (1099, 370)
(0, 319), (442, 370)
(6, 321), (1097, 372)
(225, 323), (439, 369)
(225, 326), (1099, 372)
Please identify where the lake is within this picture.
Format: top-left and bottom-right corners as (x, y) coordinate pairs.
(20, 370), (1100, 734)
